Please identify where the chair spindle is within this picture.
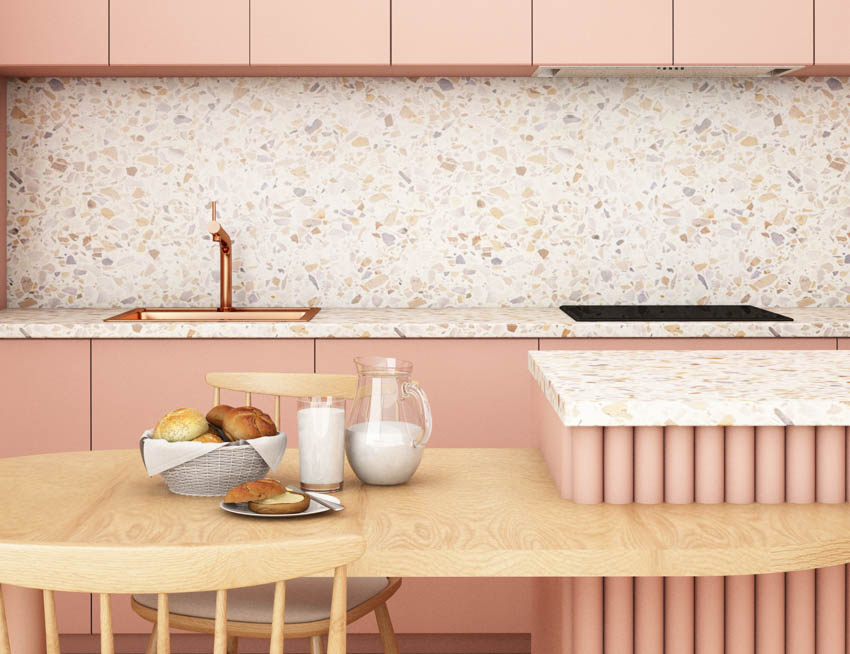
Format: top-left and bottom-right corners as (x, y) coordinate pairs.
(0, 585), (11, 654)
(245, 392), (252, 407)
(43, 590), (60, 654)
(214, 387), (221, 406)
(214, 589), (227, 654)
(327, 567), (347, 654)
(100, 594), (115, 654)
(157, 594), (170, 654)
(270, 581), (286, 654)
(274, 396), (281, 431)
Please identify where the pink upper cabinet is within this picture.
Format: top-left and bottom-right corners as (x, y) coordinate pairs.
(533, 0), (672, 65)
(251, 0), (389, 65)
(674, 0), (813, 65)
(392, 0), (531, 65)
(110, 0), (249, 66)
(816, 0), (850, 64)
(0, 0), (107, 66)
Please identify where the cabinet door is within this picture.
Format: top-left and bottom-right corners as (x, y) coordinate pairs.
(392, 0), (531, 65)
(0, 0), (107, 66)
(816, 0), (850, 64)
(674, 0), (813, 65)
(533, 0), (672, 65)
(251, 0), (389, 65)
(0, 340), (92, 635)
(110, 0), (249, 65)
(91, 338), (312, 633)
(317, 338), (536, 636)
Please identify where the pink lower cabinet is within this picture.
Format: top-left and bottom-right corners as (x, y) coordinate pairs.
(91, 338), (313, 633)
(317, 338), (537, 635)
(0, 340), (91, 640)
(251, 0), (389, 65)
(533, 0), (672, 66)
(110, 0), (249, 65)
(0, 0), (107, 66)
(674, 0), (813, 65)
(392, 0), (531, 65)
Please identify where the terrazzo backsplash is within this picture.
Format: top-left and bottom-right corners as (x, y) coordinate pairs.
(5, 75), (850, 309)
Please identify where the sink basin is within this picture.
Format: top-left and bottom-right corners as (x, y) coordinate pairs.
(105, 307), (320, 322)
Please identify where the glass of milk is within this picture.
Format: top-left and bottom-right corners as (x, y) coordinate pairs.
(296, 397), (346, 492)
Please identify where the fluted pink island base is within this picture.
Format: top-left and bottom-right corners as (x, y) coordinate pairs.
(533, 389), (849, 653)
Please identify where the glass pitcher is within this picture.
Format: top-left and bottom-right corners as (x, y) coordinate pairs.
(345, 356), (432, 485)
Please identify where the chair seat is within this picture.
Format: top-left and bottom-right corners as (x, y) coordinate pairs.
(133, 577), (390, 625)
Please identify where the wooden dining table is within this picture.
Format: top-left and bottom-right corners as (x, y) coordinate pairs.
(3, 447), (850, 653)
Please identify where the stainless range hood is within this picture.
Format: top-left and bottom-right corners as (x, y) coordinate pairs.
(533, 65), (803, 78)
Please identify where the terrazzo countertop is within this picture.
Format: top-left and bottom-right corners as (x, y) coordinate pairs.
(530, 349), (850, 426)
(3, 307), (850, 339)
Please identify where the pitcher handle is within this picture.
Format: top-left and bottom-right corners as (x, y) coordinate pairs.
(403, 381), (432, 448)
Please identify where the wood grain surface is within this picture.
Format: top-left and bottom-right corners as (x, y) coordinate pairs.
(1, 449), (849, 590)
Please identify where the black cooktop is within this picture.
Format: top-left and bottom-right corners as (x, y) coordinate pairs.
(559, 305), (793, 322)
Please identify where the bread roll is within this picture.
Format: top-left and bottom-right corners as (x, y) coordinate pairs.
(224, 478), (284, 503)
(153, 408), (209, 442)
(206, 404), (233, 429)
(249, 490), (310, 514)
(222, 406), (277, 441)
(192, 432), (224, 443)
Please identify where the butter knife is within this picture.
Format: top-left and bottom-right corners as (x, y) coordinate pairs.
(286, 485), (344, 512)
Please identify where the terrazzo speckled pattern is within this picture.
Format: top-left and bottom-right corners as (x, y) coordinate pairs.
(530, 349), (850, 426)
(6, 76), (850, 309)
(3, 306), (850, 339)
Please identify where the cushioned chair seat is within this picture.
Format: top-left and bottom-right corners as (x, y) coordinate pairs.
(133, 577), (390, 625)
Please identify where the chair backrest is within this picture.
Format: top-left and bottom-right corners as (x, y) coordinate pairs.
(205, 372), (358, 429)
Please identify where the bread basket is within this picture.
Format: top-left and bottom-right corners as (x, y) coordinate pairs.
(139, 430), (287, 497)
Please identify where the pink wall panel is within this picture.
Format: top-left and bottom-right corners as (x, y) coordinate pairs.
(0, 340), (91, 636)
(110, 0), (249, 66)
(392, 0), (531, 65)
(815, 0), (850, 64)
(533, 0), (671, 65)
(674, 0), (813, 65)
(251, 0), (389, 65)
(540, 337), (836, 351)
(0, 0), (107, 66)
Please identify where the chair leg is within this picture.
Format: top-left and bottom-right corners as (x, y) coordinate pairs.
(227, 636), (239, 654)
(144, 624), (157, 654)
(308, 635), (323, 654)
(374, 603), (400, 654)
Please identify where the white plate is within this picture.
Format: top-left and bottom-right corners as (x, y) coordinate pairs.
(220, 493), (342, 518)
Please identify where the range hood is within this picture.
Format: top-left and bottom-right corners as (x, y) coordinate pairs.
(534, 65), (803, 78)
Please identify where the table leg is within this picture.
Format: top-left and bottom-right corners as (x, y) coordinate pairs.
(3, 586), (46, 654)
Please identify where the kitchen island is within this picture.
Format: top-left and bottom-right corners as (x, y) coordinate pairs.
(530, 349), (850, 654)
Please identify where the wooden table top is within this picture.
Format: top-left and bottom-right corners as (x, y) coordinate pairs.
(1, 448), (849, 590)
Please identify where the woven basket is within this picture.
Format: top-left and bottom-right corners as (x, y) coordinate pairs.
(140, 433), (286, 497)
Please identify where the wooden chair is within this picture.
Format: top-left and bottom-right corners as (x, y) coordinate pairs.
(131, 372), (402, 654)
(0, 486), (364, 654)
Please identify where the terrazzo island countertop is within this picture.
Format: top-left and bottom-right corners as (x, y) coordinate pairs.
(530, 349), (850, 427)
(4, 307), (850, 339)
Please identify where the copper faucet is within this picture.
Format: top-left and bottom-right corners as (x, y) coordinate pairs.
(207, 201), (233, 312)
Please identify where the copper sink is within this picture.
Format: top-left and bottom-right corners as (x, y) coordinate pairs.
(105, 307), (320, 322)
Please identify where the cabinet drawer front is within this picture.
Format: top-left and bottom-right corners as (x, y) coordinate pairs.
(816, 0), (850, 64)
(110, 0), (249, 65)
(534, 0), (672, 65)
(392, 0), (531, 65)
(674, 0), (813, 65)
(251, 0), (389, 65)
(0, 0), (107, 66)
